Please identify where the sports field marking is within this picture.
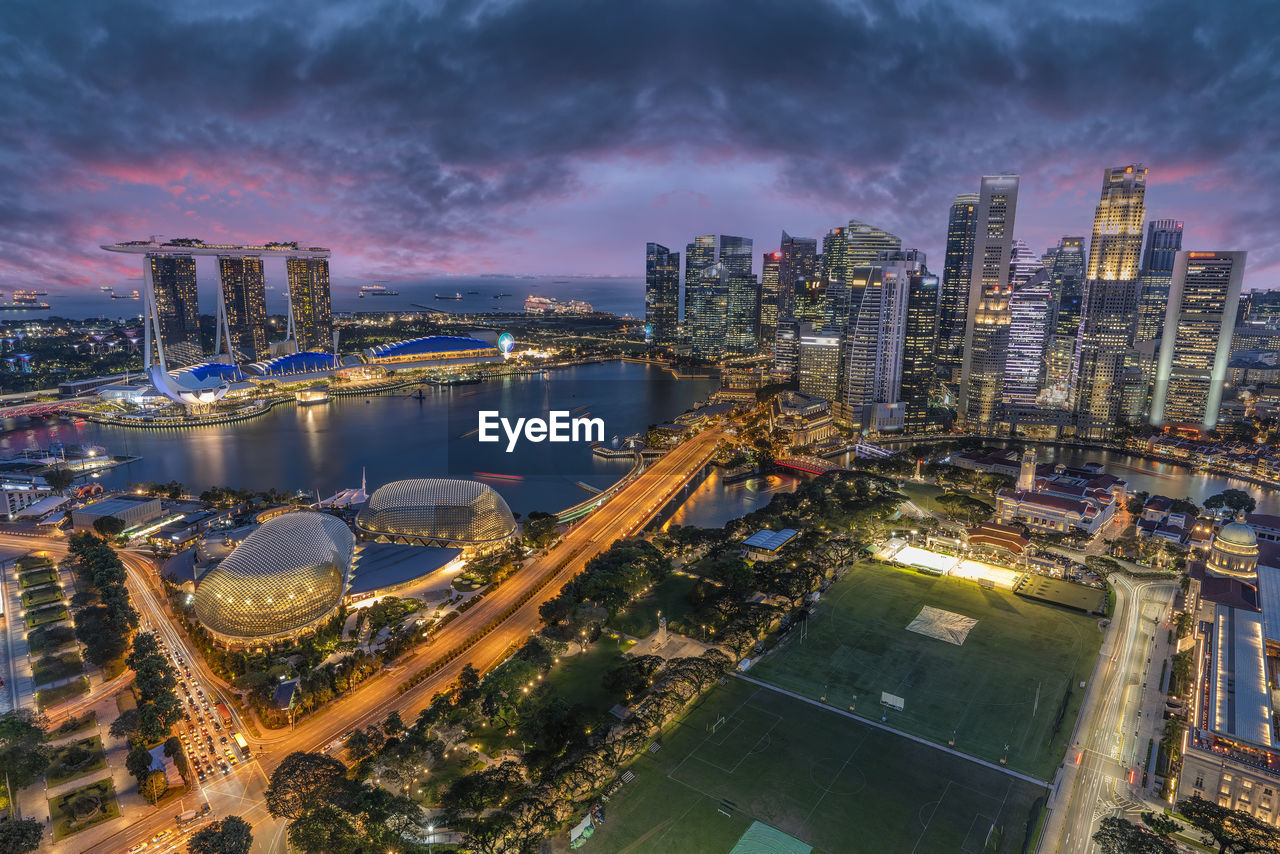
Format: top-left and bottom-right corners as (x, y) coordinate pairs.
(735, 673), (1051, 787)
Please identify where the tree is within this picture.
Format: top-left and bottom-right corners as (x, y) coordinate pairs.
(1093, 816), (1177, 854)
(140, 768), (168, 804)
(92, 515), (126, 540)
(43, 466), (75, 495)
(265, 752), (348, 820)
(109, 708), (140, 740)
(1202, 489), (1256, 518)
(1142, 811), (1182, 838)
(0, 818), (43, 854)
(522, 511), (558, 549)
(1178, 795), (1280, 853)
(457, 663), (482, 706)
(0, 711), (51, 791)
(188, 816), (253, 854)
(125, 743), (153, 786)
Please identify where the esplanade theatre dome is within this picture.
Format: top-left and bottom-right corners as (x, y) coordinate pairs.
(194, 512), (355, 646)
(355, 478), (517, 551)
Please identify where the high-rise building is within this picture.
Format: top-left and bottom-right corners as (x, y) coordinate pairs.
(778, 232), (817, 317)
(147, 254), (202, 366)
(1004, 271), (1056, 407)
(1150, 251), (1246, 430)
(720, 236), (758, 354)
(959, 175), (1020, 433)
(841, 259), (913, 432)
(898, 252), (939, 433)
(790, 279), (827, 325)
(683, 235), (717, 341)
(759, 251), (782, 348)
(822, 220), (901, 320)
(1040, 236), (1086, 408)
(937, 193), (979, 382)
(773, 318), (801, 381)
(644, 243), (681, 346)
(1074, 165), (1148, 439)
(217, 256), (268, 362)
(1134, 219), (1185, 344)
(1009, 240), (1046, 289)
(797, 324), (841, 401)
(688, 262), (729, 360)
(286, 256), (334, 353)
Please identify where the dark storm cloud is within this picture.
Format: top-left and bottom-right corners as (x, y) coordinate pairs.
(1, 0), (1278, 287)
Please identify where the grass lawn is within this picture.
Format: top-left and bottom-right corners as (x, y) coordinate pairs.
(18, 568), (57, 588)
(588, 679), (1046, 854)
(28, 623), (76, 653)
(898, 481), (949, 514)
(49, 711), (97, 739)
(21, 585), (63, 607)
(16, 555), (54, 571)
(33, 651), (85, 686)
(46, 735), (108, 787)
(608, 572), (699, 638)
(25, 604), (68, 627)
(49, 777), (120, 841)
(749, 560), (1103, 780)
(37, 677), (89, 711)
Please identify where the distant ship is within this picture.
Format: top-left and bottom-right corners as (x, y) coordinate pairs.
(111, 290), (141, 300)
(12, 290), (44, 304)
(492, 292), (511, 298)
(359, 283), (399, 298)
(99, 285), (114, 292)
(435, 292), (463, 300)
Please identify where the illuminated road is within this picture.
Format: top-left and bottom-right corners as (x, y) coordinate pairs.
(35, 424), (724, 853)
(1041, 574), (1179, 854)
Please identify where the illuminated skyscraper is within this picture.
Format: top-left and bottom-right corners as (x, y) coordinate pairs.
(217, 256), (268, 361)
(759, 251), (782, 348)
(1009, 240), (1045, 289)
(822, 220), (900, 320)
(1040, 236), (1086, 408)
(1004, 271), (1056, 406)
(798, 324), (841, 401)
(1150, 251), (1245, 430)
(720, 236), (758, 354)
(644, 242), (680, 346)
(683, 235), (716, 328)
(937, 193), (979, 382)
(286, 256), (334, 353)
(778, 231), (817, 317)
(896, 251), (939, 432)
(1074, 165), (1148, 439)
(773, 318), (801, 381)
(688, 262), (729, 360)
(1134, 219), (1185, 344)
(959, 174), (1020, 433)
(148, 254), (203, 366)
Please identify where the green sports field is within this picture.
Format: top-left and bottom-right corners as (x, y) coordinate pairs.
(586, 679), (1046, 854)
(750, 560), (1103, 779)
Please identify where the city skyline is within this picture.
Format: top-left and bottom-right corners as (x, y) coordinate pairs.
(2, 2), (1279, 298)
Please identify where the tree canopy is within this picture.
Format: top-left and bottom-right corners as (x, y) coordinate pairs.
(265, 752), (349, 820)
(188, 816), (253, 854)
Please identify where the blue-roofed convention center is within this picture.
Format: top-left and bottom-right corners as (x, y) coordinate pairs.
(363, 335), (499, 366)
(245, 351), (341, 377)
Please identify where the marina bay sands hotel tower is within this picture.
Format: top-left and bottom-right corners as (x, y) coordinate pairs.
(102, 237), (332, 369)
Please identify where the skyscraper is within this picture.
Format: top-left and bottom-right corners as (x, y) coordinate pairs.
(1009, 240), (1046, 289)
(1074, 165), (1148, 439)
(959, 174), (1020, 433)
(1040, 236), (1086, 408)
(1004, 271), (1056, 407)
(937, 193), (979, 382)
(688, 262), (729, 360)
(644, 242), (680, 346)
(720, 236), (758, 354)
(841, 260), (912, 431)
(286, 256), (334, 353)
(217, 256), (268, 362)
(797, 324), (841, 401)
(778, 231), (817, 317)
(1134, 219), (1185, 344)
(897, 251), (939, 433)
(822, 220), (901, 321)
(682, 235), (716, 344)
(1150, 251), (1245, 430)
(759, 251), (782, 348)
(773, 318), (801, 381)
(148, 254), (202, 366)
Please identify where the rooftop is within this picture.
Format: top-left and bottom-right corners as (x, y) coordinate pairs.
(743, 528), (800, 552)
(347, 543), (462, 595)
(1210, 605), (1275, 750)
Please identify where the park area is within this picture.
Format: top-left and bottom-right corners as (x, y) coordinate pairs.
(49, 777), (120, 840)
(749, 560), (1103, 780)
(586, 679), (1046, 854)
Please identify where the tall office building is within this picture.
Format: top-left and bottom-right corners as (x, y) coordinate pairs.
(644, 243), (681, 346)
(1150, 251), (1245, 430)
(778, 232), (817, 317)
(790, 279), (827, 325)
(286, 256), (334, 353)
(683, 235), (717, 342)
(959, 174), (1020, 433)
(822, 220), (901, 318)
(1009, 240), (1046, 288)
(217, 256), (268, 362)
(797, 324), (841, 401)
(148, 254), (203, 366)
(1074, 165), (1148, 439)
(897, 252), (940, 432)
(688, 262), (729, 360)
(720, 236), (758, 354)
(1004, 272), (1056, 406)
(1040, 236), (1086, 408)
(937, 193), (979, 382)
(773, 318), (801, 381)
(759, 251), (782, 348)
(841, 260), (913, 432)
(1134, 219), (1185, 344)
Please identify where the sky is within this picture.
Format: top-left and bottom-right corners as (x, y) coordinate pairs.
(3, 0), (1279, 304)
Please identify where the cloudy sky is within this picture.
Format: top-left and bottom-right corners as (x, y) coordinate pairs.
(3, 0), (1278, 300)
